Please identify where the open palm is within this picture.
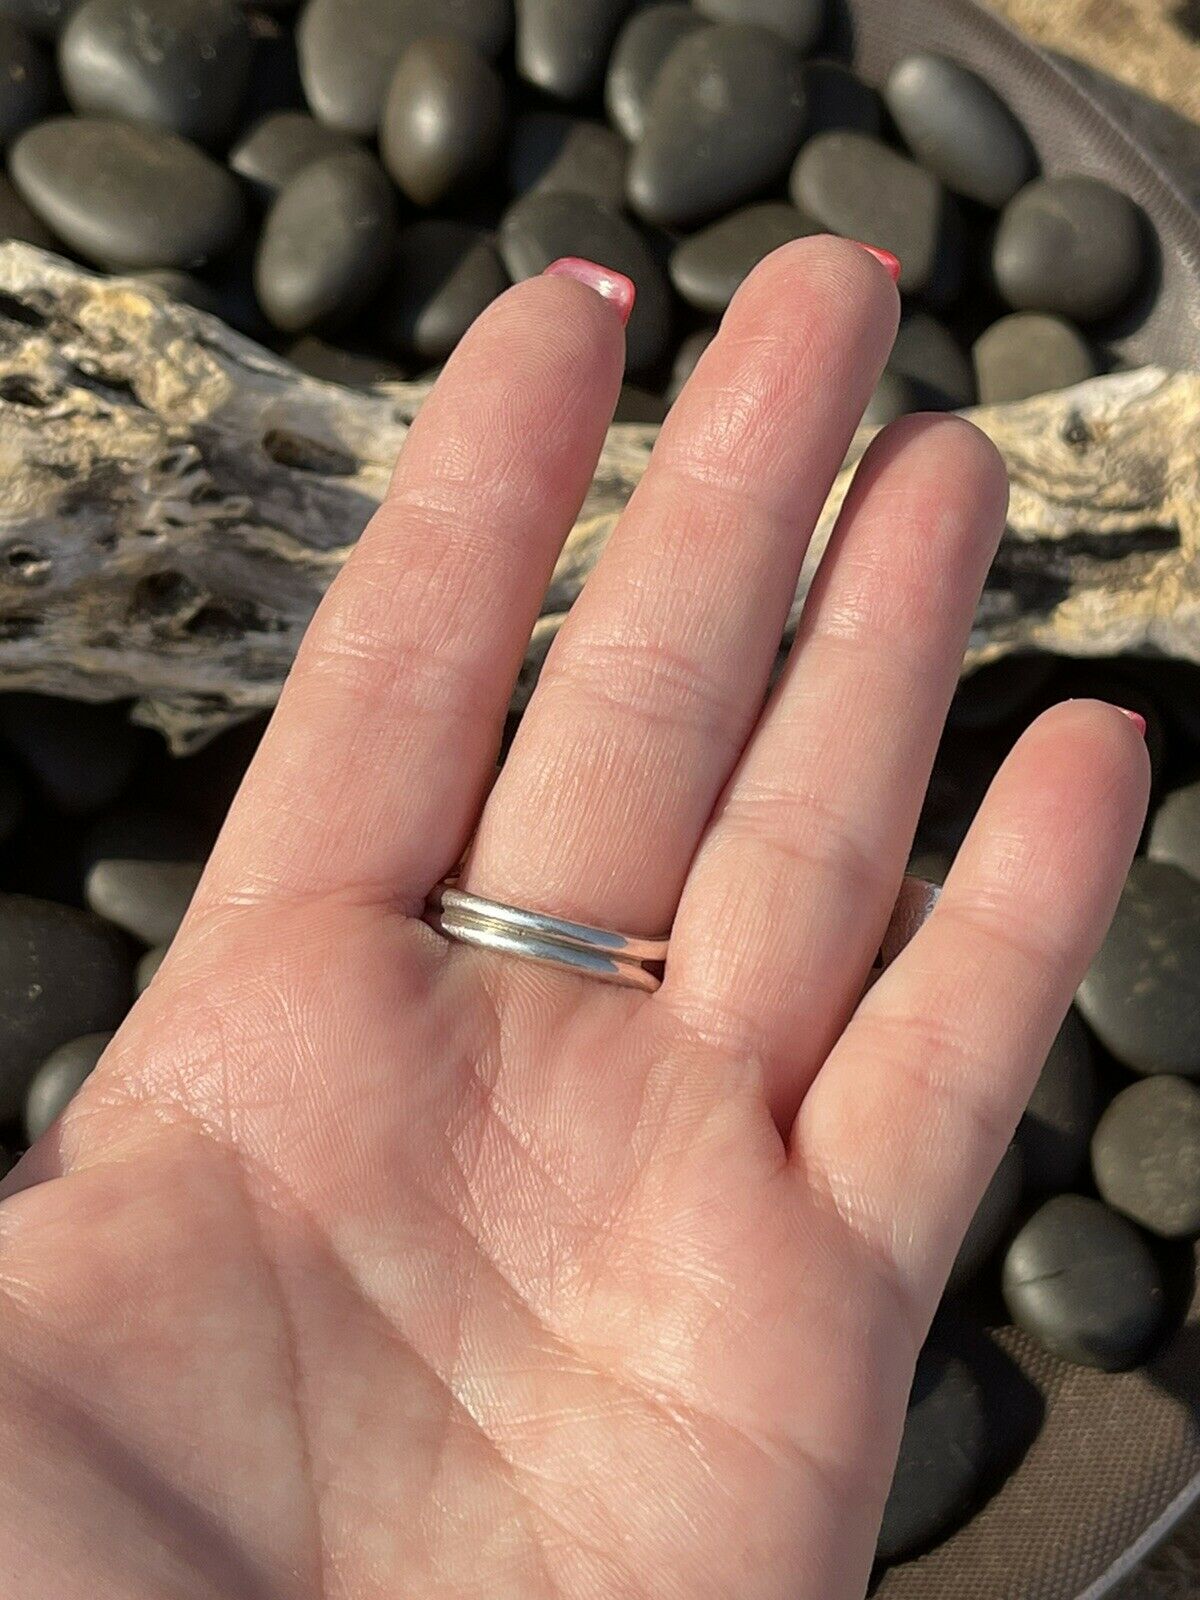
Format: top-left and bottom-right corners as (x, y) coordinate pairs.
(0, 240), (1147, 1600)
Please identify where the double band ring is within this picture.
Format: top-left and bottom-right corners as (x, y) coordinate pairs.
(424, 876), (940, 993)
(425, 883), (671, 992)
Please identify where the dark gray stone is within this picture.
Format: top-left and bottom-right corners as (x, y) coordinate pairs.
(135, 942), (169, 992)
(59, 0), (254, 144)
(0, 761), (23, 844)
(80, 805), (209, 872)
(993, 176), (1145, 324)
(132, 268), (222, 315)
(887, 311), (975, 411)
(1148, 777), (1200, 882)
(499, 189), (672, 372)
(665, 324), (715, 403)
(628, 24), (806, 231)
(24, 1030), (112, 1141)
(973, 312), (1097, 405)
(0, 694), (143, 814)
(668, 201), (819, 314)
(862, 370), (924, 430)
(693, 0), (823, 52)
(229, 110), (358, 204)
(1076, 860), (1200, 1078)
(1002, 1194), (1165, 1370)
(802, 58), (883, 139)
(0, 895), (130, 1121)
(9, 116), (246, 268)
(507, 112), (627, 209)
(515, 0), (632, 101)
(1092, 1076), (1200, 1239)
(0, 0), (80, 38)
(605, 3), (703, 143)
(946, 1142), (1024, 1294)
(1016, 1009), (1100, 1192)
(791, 130), (962, 301)
(613, 383), (667, 424)
(0, 170), (56, 244)
(377, 219), (508, 364)
(884, 53), (1035, 208)
(947, 653), (1055, 731)
(254, 149), (397, 333)
(876, 1346), (988, 1562)
(85, 857), (202, 945)
(297, 0), (510, 137)
(0, 18), (51, 146)
(381, 35), (506, 208)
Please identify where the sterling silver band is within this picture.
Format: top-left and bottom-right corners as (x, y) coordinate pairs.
(425, 883), (670, 991)
(424, 876), (940, 994)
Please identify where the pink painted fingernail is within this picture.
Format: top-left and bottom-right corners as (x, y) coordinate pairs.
(849, 242), (902, 282)
(543, 257), (636, 326)
(1115, 707), (1147, 738)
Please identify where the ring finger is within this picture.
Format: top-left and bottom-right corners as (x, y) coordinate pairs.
(462, 237), (900, 937)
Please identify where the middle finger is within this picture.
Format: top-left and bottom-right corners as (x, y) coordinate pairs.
(463, 237), (899, 936)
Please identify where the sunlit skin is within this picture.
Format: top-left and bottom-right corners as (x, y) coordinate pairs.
(0, 239), (1147, 1600)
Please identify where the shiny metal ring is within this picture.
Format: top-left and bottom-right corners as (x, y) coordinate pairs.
(425, 883), (670, 991)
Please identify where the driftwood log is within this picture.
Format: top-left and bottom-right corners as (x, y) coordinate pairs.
(0, 241), (1197, 750)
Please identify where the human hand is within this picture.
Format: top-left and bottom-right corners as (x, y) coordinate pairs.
(0, 238), (1148, 1600)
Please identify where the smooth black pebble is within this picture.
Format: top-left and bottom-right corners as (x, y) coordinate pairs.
(605, 3), (704, 144)
(791, 130), (961, 301)
(297, 0), (510, 137)
(0, 694), (143, 814)
(1016, 1008), (1099, 1193)
(287, 335), (407, 386)
(993, 176), (1145, 323)
(1148, 777), (1200, 882)
(59, 0), (253, 144)
(507, 112), (627, 209)
(1091, 1076), (1200, 1239)
(381, 35), (506, 208)
(24, 1030), (112, 1141)
(0, 894), (129, 1122)
(884, 53), (1035, 208)
(255, 149), (397, 334)
(0, 17), (51, 146)
(947, 653), (1055, 731)
(1076, 859), (1200, 1078)
(973, 312), (1096, 404)
(669, 202), (818, 314)
(82, 804), (207, 945)
(885, 310), (975, 411)
(946, 1142), (1024, 1294)
(10, 116), (245, 268)
(229, 110), (358, 204)
(628, 24), (807, 231)
(613, 384), (667, 424)
(499, 190), (672, 372)
(514, 0), (631, 101)
(0, 170), (56, 244)
(665, 325), (715, 403)
(1002, 1194), (1165, 1370)
(693, 0), (824, 52)
(876, 1346), (988, 1562)
(377, 220), (508, 365)
(802, 59), (883, 139)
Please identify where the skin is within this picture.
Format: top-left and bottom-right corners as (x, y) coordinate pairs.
(0, 238), (1147, 1600)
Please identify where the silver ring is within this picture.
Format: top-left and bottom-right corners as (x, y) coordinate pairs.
(425, 883), (669, 991)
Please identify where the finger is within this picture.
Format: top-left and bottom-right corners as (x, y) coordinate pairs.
(463, 236), (899, 937)
(202, 269), (627, 910)
(661, 414), (1008, 1122)
(792, 701), (1148, 1335)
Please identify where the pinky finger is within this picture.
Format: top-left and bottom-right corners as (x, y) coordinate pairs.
(790, 700), (1149, 1332)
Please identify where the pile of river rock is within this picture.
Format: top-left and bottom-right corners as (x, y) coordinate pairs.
(0, 0), (1194, 1577)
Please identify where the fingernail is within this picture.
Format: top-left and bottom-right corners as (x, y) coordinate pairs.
(543, 257), (636, 326)
(849, 242), (902, 282)
(1115, 706), (1148, 738)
